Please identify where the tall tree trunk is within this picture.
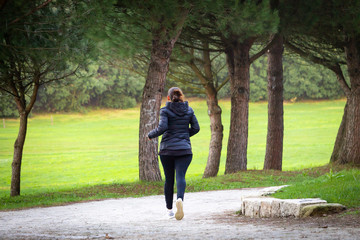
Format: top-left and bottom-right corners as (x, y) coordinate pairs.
(225, 39), (254, 174)
(138, 12), (187, 181)
(138, 23), (185, 180)
(9, 70), (40, 196)
(264, 34), (284, 170)
(336, 38), (360, 165)
(330, 103), (347, 163)
(203, 92), (223, 177)
(184, 41), (224, 178)
(10, 111), (28, 196)
(139, 39), (172, 181)
(329, 65), (350, 164)
(200, 42), (223, 178)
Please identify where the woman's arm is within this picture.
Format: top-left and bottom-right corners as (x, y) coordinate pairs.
(148, 109), (168, 139)
(189, 113), (200, 137)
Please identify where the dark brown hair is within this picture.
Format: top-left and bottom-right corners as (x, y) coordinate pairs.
(168, 87), (184, 102)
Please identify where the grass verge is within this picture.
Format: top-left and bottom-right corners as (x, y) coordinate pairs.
(2, 164), (359, 212)
(272, 166), (360, 208)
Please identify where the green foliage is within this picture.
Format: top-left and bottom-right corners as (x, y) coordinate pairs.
(207, 0), (279, 40)
(167, 45), (343, 101)
(0, 0), (95, 79)
(248, 56), (268, 101)
(283, 57), (344, 100)
(94, 67), (143, 109)
(217, 55), (344, 101)
(0, 0), (97, 117)
(280, 0), (360, 67)
(325, 168), (345, 181)
(88, 0), (191, 58)
(114, 0), (189, 41)
(0, 52), (345, 115)
(30, 64), (144, 112)
(0, 93), (18, 118)
(282, 0), (360, 39)
(86, 0), (150, 57)
(167, 47), (229, 97)
(0, 0), (346, 116)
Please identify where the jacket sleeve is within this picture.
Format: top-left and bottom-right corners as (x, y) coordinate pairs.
(148, 109), (168, 139)
(189, 112), (200, 137)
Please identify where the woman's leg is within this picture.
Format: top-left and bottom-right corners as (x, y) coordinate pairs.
(174, 154), (192, 201)
(160, 155), (175, 209)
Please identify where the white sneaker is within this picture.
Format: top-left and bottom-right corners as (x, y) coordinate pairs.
(166, 209), (175, 219)
(175, 198), (184, 220)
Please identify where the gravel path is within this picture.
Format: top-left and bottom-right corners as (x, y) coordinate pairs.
(1, 186), (359, 240)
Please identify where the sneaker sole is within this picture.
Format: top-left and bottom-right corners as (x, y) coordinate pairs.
(175, 200), (184, 220)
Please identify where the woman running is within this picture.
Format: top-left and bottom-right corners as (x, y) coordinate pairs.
(148, 87), (200, 220)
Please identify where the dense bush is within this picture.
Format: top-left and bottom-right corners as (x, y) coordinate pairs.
(0, 64), (144, 117)
(283, 57), (345, 100)
(217, 55), (344, 101)
(0, 92), (18, 118)
(32, 65), (143, 113)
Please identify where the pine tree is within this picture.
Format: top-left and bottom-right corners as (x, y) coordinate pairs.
(205, 0), (279, 173)
(0, 0), (95, 196)
(113, 0), (189, 181)
(264, 0), (284, 170)
(281, 0), (360, 166)
(264, 34), (284, 170)
(171, 39), (227, 178)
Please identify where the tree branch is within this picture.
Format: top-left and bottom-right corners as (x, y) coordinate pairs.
(329, 64), (351, 97)
(186, 61), (208, 86)
(285, 40), (336, 68)
(167, 73), (205, 95)
(25, 72), (40, 113)
(176, 41), (224, 52)
(9, 0), (53, 25)
(0, 43), (61, 51)
(213, 62), (227, 75)
(216, 75), (230, 92)
(178, 46), (205, 65)
(40, 66), (79, 85)
(285, 40), (351, 96)
(172, 9), (189, 43)
(250, 34), (279, 63)
(168, 69), (198, 80)
(0, 86), (16, 97)
(210, 52), (223, 62)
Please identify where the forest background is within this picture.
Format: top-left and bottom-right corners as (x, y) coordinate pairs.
(0, 55), (345, 117)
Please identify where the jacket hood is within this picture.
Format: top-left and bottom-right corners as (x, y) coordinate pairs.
(166, 101), (189, 116)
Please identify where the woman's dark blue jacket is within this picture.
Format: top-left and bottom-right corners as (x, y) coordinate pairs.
(148, 101), (200, 153)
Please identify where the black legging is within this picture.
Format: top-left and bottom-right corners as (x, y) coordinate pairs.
(160, 154), (192, 210)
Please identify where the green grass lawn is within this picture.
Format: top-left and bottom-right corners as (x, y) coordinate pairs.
(0, 99), (345, 197)
(273, 168), (360, 208)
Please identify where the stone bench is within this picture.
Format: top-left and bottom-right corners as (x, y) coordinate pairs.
(240, 197), (345, 218)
